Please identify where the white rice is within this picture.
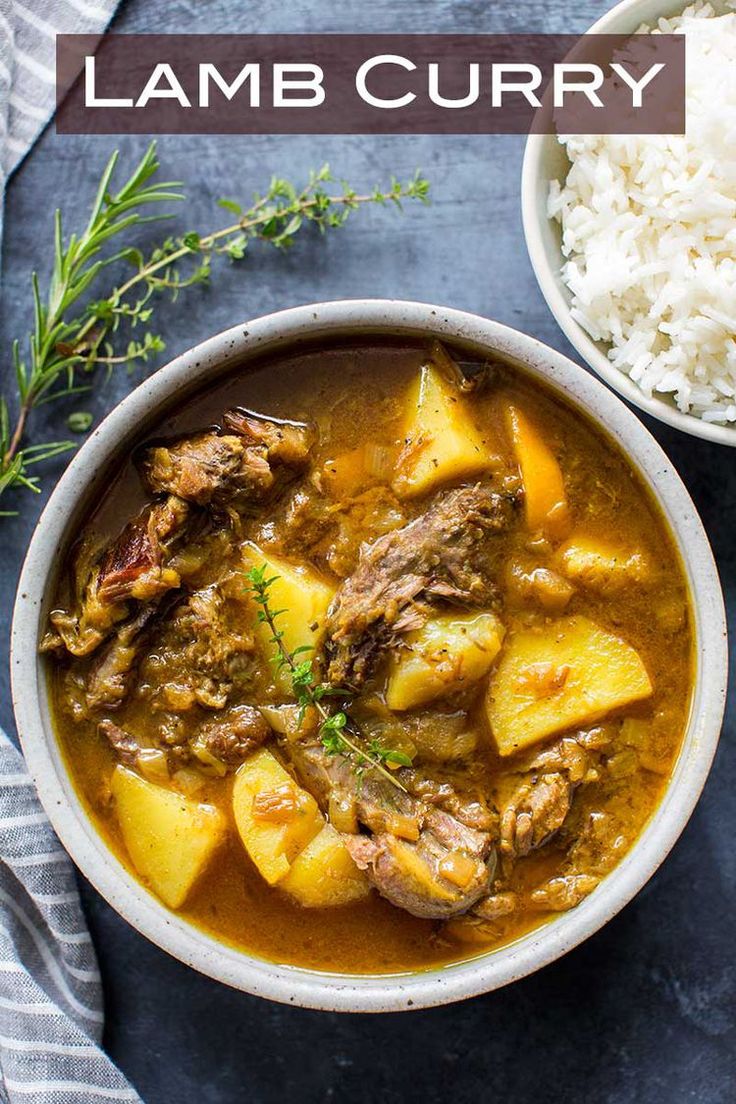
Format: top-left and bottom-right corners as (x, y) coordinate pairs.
(549, 3), (736, 423)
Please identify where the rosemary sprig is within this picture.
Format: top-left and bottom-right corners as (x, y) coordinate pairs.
(0, 142), (430, 513)
(245, 564), (412, 792)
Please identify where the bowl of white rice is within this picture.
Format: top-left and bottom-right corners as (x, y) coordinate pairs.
(522, 0), (736, 442)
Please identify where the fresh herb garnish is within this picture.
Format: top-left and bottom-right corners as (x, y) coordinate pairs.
(66, 411), (93, 434)
(245, 564), (412, 792)
(0, 143), (429, 514)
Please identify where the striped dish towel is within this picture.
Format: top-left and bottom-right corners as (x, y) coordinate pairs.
(0, 728), (143, 1103)
(0, 0), (120, 235)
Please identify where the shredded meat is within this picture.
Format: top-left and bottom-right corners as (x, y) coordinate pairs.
(324, 484), (517, 688)
(498, 731), (606, 859)
(101, 703), (269, 773)
(84, 606), (159, 712)
(222, 407), (314, 468)
(402, 772), (495, 832)
(140, 586), (256, 713)
(260, 484), (407, 580)
(287, 742), (495, 919)
(44, 411), (314, 662)
(500, 774), (574, 858)
(141, 410), (313, 508)
(42, 496), (190, 658)
(529, 874), (600, 912)
(194, 705), (270, 765)
(99, 719), (142, 767)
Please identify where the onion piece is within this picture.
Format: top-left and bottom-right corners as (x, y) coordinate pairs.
(136, 748), (170, 785)
(363, 443), (395, 481)
(259, 704), (316, 740)
(189, 738), (228, 777)
(172, 767), (206, 796)
(329, 792), (358, 835)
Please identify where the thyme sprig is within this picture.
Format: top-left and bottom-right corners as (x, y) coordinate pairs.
(246, 564), (412, 792)
(0, 142), (430, 514)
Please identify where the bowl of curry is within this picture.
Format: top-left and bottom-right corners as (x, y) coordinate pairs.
(11, 300), (727, 1011)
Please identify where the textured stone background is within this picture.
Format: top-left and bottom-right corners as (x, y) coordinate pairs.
(1, 1), (734, 1100)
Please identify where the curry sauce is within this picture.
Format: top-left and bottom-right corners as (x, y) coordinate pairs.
(47, 341), (693, 973)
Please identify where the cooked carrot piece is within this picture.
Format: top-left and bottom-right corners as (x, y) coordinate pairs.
(506, 404), (570, 540)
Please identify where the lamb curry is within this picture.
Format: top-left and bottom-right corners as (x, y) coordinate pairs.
(44, 341), (693, 973)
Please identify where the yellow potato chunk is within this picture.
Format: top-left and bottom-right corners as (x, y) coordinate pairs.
(280, 824), (370, 908)
(232, 749), (323, 885)
(111, 766), (226, 909)
(556, 534), (651, 593)
(486, 615), (653, 757)
(392, 359), (495, 499)
(506, 404), (570, 539)
(243, 543), (336, 692)
(386, 611), (505, 711)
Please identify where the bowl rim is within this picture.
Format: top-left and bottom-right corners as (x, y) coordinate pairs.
(11, 298), (728, 1012)
(520, 0), (736, 446)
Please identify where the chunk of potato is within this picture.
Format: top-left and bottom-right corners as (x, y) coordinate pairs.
(392, 359), (495, 498)
(280, 824), (370, 907)
(386, 611), (505, 711)
(232, 748), (323, 885)
(242, 543), (336, 692)
(486, 615), (653, 756)
(556, 534), (651, 593)
(111, 766), (226, 909)
(505, 404), (570, 539)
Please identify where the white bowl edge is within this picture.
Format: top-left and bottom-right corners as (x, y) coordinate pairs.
(10, 298), (729, 1012)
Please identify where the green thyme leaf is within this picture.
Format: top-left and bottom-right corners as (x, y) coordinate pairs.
(67, 411), (93, 433)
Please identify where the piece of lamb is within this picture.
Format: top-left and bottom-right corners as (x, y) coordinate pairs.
(96, 496), (190, 604)
(99, 719), (142, 768)
(140, 410), (313, 509)
(324, 484), (517, 689)
(193, 704), (271, 765)
(472, 891), (518, 921)
(42, 496), (190, 658)
(498, 731), (605, 859)
(84, 606), (160, 711)
(345, 813), (494, 921)
(139, 585), (257, 713)
(500, 773), (575, 858)
(287, 741), (495, 920)
(528, 873), (599, 912)
(222, 407), (314, 468)
(141, 432), (272, 507)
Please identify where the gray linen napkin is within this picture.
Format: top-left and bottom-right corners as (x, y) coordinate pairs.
(0, 728), (143, 1102)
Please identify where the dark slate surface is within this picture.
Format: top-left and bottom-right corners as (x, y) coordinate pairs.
(1, 1), (734, 1101)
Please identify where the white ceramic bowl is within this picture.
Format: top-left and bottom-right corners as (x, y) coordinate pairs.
(11, 300), (728, 1011)
(521, 0), (736, 446)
